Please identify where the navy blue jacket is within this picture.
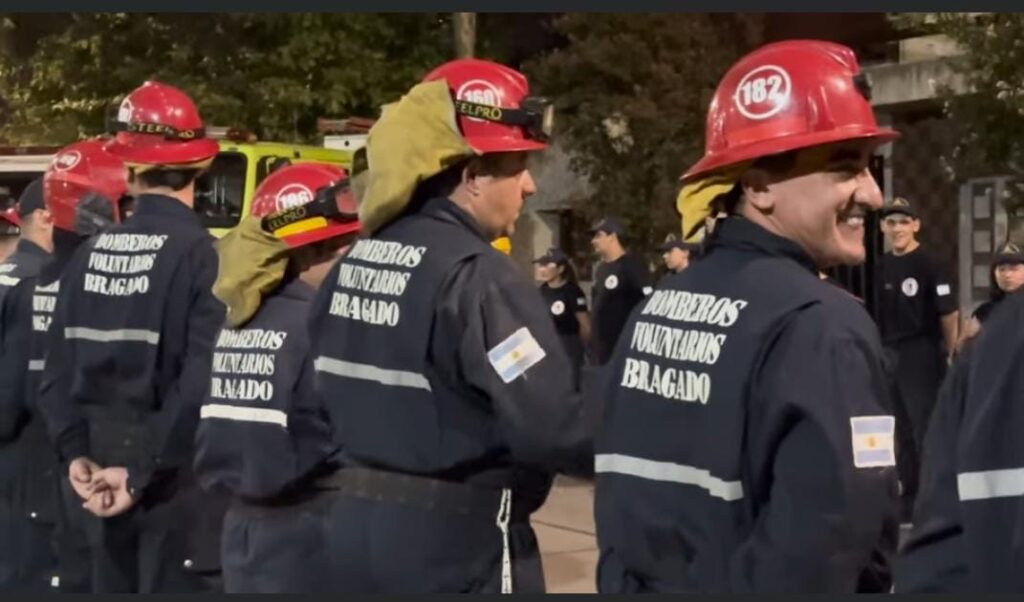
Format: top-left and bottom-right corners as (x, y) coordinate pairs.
(194, 278), (336, 501)
(595, 217), (899, 592)
(36, 194), (224, 497)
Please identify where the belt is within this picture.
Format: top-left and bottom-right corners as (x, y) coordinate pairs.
(316, 466), (517, 593)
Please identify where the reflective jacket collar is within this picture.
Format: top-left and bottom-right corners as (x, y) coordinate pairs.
(132, 194), (203, 228)
(713, 216), (818, 275)
(14, 238), (49, 260)
(420, 197), (491, 245)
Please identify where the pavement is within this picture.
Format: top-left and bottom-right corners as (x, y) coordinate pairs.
(533, 476), (598, 593)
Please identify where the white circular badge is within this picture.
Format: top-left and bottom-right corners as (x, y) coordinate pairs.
(605, 275), (619, 290)
(733, 64), (792, 121)
(551, 301), (565, 316)
(901, 277), (919, 297)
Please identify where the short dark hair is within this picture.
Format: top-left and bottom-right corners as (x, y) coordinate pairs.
(132, 168), (202, 192)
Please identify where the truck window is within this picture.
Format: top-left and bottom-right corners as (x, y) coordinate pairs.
(195, 151), (246, 229)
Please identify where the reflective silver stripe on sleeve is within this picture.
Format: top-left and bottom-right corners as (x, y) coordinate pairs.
(0, 275), (21, 287)
(64, 327), (161, 345)
(313, 356), (432, 392)
(200, 404), (288, 428)
(957, 467), (1024, 501)
(595, 453), (744, 502)
(28, 360), (45, 372)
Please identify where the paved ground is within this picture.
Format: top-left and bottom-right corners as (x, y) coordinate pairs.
(533, 476), (598, 593)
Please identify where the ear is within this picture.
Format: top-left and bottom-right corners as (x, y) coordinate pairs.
(879, 219), (888, 234)
(911, 219), (921, 234)
(739, 168), (774, 213)
(462, 159), (484, 197)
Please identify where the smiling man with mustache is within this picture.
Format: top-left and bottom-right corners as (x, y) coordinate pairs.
(594, 41), (900, 593)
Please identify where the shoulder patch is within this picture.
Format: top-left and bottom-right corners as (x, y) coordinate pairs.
(936, 284), (951, 297)
(850, 416), (896, 469)
(487, 327), (546, 384)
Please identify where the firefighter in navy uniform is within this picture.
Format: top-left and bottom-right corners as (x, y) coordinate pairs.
(0, 179), (57, 590)
(194, 163), (361, 593)
(533, 247), (590, 389)
(895, 242), (1024, 593)
(35, 81), (225, 593)
(590, 217), (651, 365)
(594, 41), (900, 593)
(306, 58), (593, 593)
(0, 142), (127, 592)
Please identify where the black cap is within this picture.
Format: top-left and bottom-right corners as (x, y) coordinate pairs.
(533, 247), (568, 265)
(16, 178), (46, 218)
(658, 233), (698, 253)
(589, 217), (624, 237)
(995, 241), (1024, 266)
(881, 196), (917, 219)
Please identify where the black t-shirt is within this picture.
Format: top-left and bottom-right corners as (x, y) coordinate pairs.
(877, 247), (957, 344)
(539, 281), (588, 336)
(591, 253), (650, 364)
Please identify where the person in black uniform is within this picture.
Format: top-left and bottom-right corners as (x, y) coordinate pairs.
(194, 163), (360, 593)
(876, 196), (959, 519)
(533, 247), (590, 389)
(35, 82), (225, 593)
(957, 241), (1024, 346)
(590, 216), (651, 365)
(0, 179), (58, 591)
(594, 40), (900, 593)
(306, 58), (593, 593)
(0, 143), (128, 593)
(658, 234), (699, 278)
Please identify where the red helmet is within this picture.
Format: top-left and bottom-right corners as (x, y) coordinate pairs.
(682, 40), (899, 182)
(104, 81), (219, 168)
(422, 58), (552, 154)
(251, 163), (360, 248)
(0, 207), (19, 228)
(44, 140), (127, 234)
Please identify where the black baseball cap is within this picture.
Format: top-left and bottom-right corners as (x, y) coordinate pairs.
(533, 247), (568, 265)
(880, 196), (917, 219)
(589, 217), (625, 237)
(658, 233), (699, 253)
(995, 241), (1024, 266)
(16, 178), (46, 219)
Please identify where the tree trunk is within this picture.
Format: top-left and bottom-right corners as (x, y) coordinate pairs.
(453, 13), (477, 59)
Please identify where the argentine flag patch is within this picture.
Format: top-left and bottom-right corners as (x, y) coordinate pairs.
(487, 327), (546, 384)
(850, 416), (896, 468)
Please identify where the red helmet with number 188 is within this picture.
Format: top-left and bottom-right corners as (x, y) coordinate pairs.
(43, 140), (127, 235)
(683, 40), (899, 182)
(104, 81), (220, 170)
(251, 163), (361, 248)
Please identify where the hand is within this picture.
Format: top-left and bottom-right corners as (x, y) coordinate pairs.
(82, 467), (136, 518)
(68, 457), (103, 501)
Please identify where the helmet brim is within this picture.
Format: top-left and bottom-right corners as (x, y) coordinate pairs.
(280, 219), (361, 249)
(682, 126), (899, 183)
(468, 137), (547, 154)
(104, 137), (220, 167)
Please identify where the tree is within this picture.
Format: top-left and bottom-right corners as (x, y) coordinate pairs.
(453, 13), (477, 58)
(0, 13), (453, 144)
(893, 13), (1024, 238)
(527, 14), (763, 257)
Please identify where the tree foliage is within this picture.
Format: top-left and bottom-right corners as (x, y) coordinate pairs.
(0, 13), (452, 144)
(527, 14), (762, 254)
(893, 13), (1024, 217)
